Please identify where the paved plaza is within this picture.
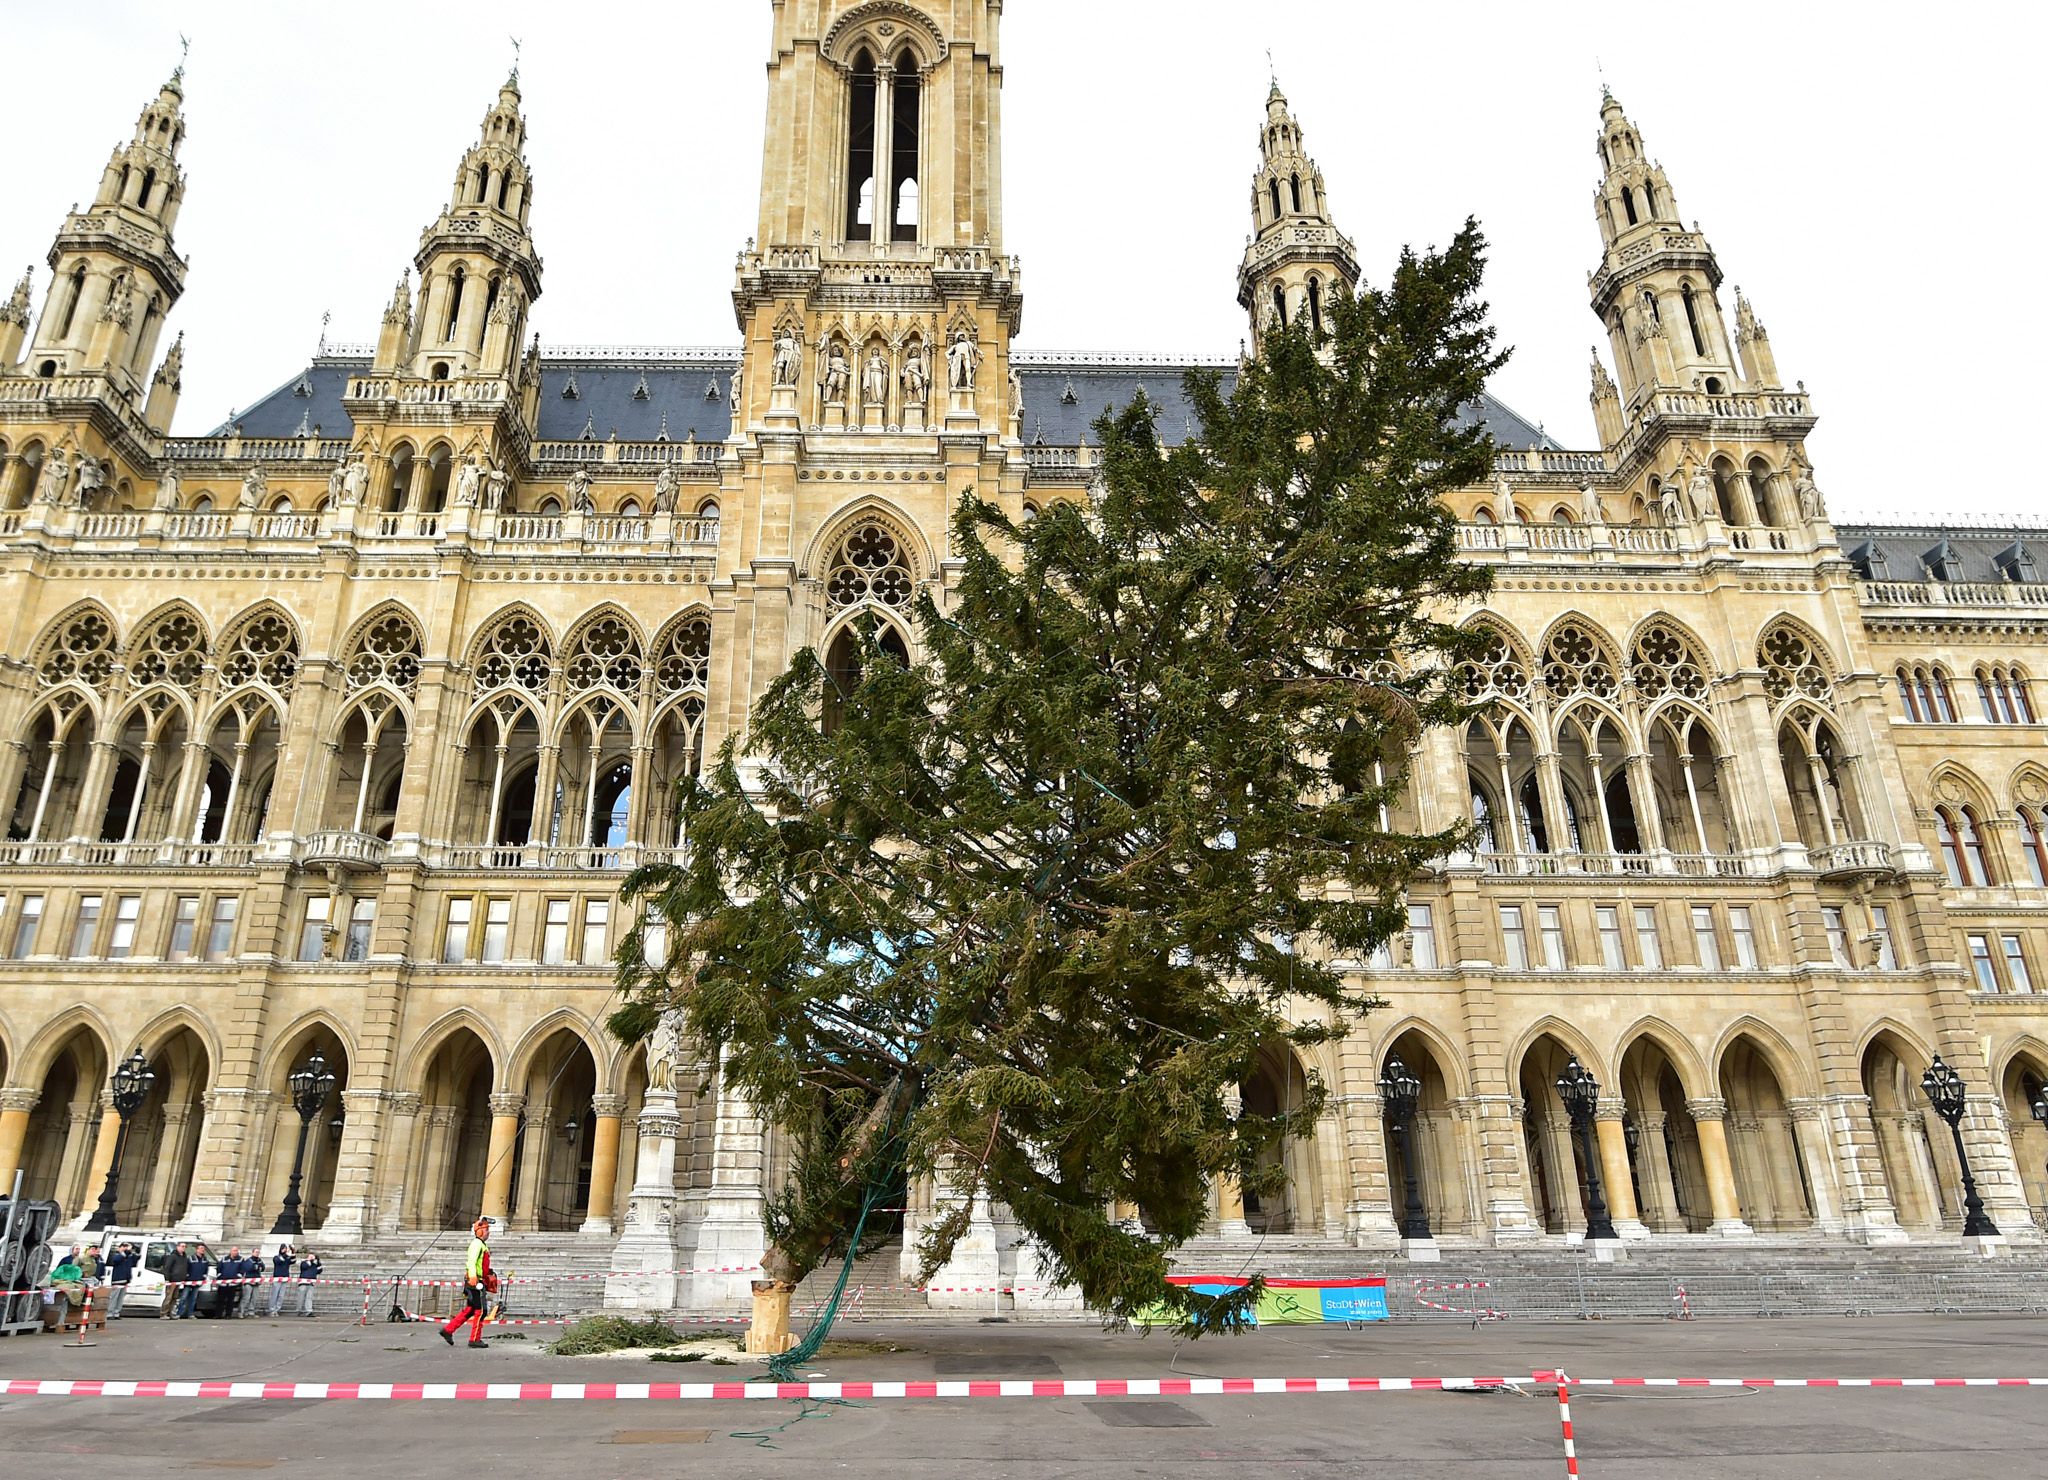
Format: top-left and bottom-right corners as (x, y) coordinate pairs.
(1, 1312), (2043, 1477)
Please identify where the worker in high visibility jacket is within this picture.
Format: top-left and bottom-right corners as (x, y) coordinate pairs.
(439, 1218), (496, 1348)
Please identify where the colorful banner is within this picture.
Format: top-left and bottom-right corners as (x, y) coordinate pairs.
(1138, 1276), (1388, 1327)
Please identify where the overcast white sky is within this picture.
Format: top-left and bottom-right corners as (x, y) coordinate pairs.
(4, 1), (2035, 525)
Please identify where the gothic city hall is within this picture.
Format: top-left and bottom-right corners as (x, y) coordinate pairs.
(1, 0), (2044, 1303)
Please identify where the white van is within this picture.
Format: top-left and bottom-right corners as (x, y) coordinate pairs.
(88, 1229), (180, 1316)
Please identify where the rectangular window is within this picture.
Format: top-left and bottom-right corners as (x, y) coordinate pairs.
(482, 898), (512, 963)
(297, 896), (332, 963)
(1968, 933), (2000, 992)
(1633, 905), (1663, 970)
(1821, 906), (1851, 969)
(1596, 906), (1626, 971)
(1499, 905), (1529, 971)
(1366, 937), (1394, 971)
(69, 894), (103, 959)
(1870, 905), (1899, 970)
(1406, 904), (1438, 971)
(1691, 906), (1722, 971)
(581, 899), (611, 966)
(2001, 935), (2033, 994)
(642, 905), (670, 973)
(344, 897), (376, 962)
(203, 896), (239, 962)
(9, 894), (44, 959)
(107, 895), (141, 960)
(541, 899), (571, 966)
(442, 898), (473, 965)
(167, 895), (201, 962)
(1537, 905), (1567, 971)
(1729, 906), (1760, 970)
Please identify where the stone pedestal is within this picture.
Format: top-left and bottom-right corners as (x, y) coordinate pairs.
(604, 1096), (680, 1312)
(904, 405), (927, 433)
(862, 403), (884, 431)
(1399, 1236), (1442, 1263)
(824, 400), (848, 431)
(926, 1191), (1009, 1313)
(946, 387), (977, 426)
(1961, 1233), (2007, 1259)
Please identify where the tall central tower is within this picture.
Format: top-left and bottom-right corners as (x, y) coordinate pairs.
(731, 0), (1021, 435)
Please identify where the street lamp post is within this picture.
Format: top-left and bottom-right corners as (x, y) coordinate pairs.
(270, 1052), (338, 1237)
(1553, 1056), (1620, 1242)
(84, 1052), (156, 1232)
(1378, 1056), (1431, 1242)
(1919, 1055), (2000, 1239)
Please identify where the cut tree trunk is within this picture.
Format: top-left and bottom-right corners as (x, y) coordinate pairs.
(744, 1280), (797, 1355)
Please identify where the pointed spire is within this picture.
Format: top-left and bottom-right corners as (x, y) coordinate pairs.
(383, 270), (411, 327)
(154, 330), (185, 388)
(1, 267), (31, 328)
(1735, 287), (1765, 344)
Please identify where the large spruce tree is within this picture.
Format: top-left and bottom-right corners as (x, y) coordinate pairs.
(613, 223), (1504, 1333)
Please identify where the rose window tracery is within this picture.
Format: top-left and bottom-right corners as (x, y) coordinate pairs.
(825, 524), (914, 613)
(1456, 629), (1531, 704)
(38, 611), (117, 691)
(1629, 621), (1709, 702)
(1759, 625), (1831, 706)
(129, 613), (207, 690)
(219, 614), (299, 695)
(473, 615), (554, 696)
(1540, 621), (1618, 702)
(345, 613), (423, 696)
(655, 617), (712, 696)
(566, 617), (644, 694)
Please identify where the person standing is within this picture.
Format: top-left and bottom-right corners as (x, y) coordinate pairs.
(268, 1245), (294, 1317)
(178, 1243), (213, 1319)
(222, 1248), (245, 1317)
(239, 1249), (263, 1317)
(438, 1218), (494, 1349)
(163, 1241), (192, 1318)
(297, 1249), (322, 1317)
(105, 1243), (137, 1319)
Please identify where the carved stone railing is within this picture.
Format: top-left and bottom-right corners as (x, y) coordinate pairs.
(585, 516), (648, 544)
(166, 511), (232, 540)
(77, 512), (145, 540)
(1861, 579), (2048, 611)
(492, 515), (563, 543)
(1482, 850), (1761, 878)
(1810, 840), (1894, 879)
(250, 513), (320, 540)
(298, 831), (390, 870)
(1610, 525), (1680, 554)
(1730, 527), (1795, 553)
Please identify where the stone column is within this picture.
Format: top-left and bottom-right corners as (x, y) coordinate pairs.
(373, 1093), (423, 1234)
(607, 1093), (681, 1311)
(1542, 1113), (1585, 1230)
(581, 1094), (625, 1235)
(510, 1108), (550, 1231)
(56, 1105), (101, 1216)
(319, 1087), (389, 1242)
(1594, 1101), (1647, 1238)
(1687, 1099), (1753, 1236)
(1821, 1090), (1907, 1243)
(414, 1107), (458, 1229)
(692, 1048), (772, 1304)
(478, 1094), (524, 1221)
(0, 1088), (38, 1191)
(141, 1103), (193, 1223)
(1634, 1111), (1680, 1231)
(1334, 1088), (1397, 1246)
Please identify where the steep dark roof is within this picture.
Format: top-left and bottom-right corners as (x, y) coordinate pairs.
(1838, 523), (2048, 584)
(219, 351), (1556, 453)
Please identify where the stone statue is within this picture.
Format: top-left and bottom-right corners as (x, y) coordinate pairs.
(327, 461), (347, 506)
(862, 346), (890, 408)
(1656, 481), (1683, 528)
(1578, 481), (1603, 525)
(453, 457), (482, 508)
(822, 343), (850, 405)
(1010, 363), (1025, 412)
(484, 463), (509, 512)
(154, 465), (182, 511)
(948, 329), (979, 391)
(340, 455), (369, 508)
(1493, 475), (1518, 525)
(239, 466), (267, 511)
(901, 344), (929, 408)
(1793, 460), (1825, 523)
(35, 446), (69, 505)
(73, 455), (107, 508)
(566, 466), (594, 514)
(771, 329), (802, 388)
(727, 364), (743, 416)
(1685, 462), (1715, 523)
(652, 464), (679, 514)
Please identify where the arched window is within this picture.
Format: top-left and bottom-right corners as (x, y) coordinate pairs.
(1747, 457), (1777, 527)
(1638, 287), (1659, 325)
(1269, 178), (1283, 222)
(1898, 668), (1923, 723)
(1289, 173), (1303, 213)
(1936, 805), (1991, 886)
(1621, 189), (1638, 227)
(1960, 806), (1993, 884)
(496, 172), (511, 211)
(1307, 277), (1324, 337)
(139, 168), (157, 209)
(846, 51), (878, 240)
(2016, 806), (2048, 887)
(482, 274), (501, 326)
(130, 295), (162, 371)
(1711, 458), (1744, 525)
(1271, 283), (1287, 327)
(592, 762), (633, 850)
(385, 445), (415, 511)
(1681, 284), (1707, 356)
(472, 166), (486, 202)
(443, 266), (466, 342)
(1469, 780), (1497, 852)
(891, 53), (921, 242)
(1642, 180), (1658, 216)
(822, 619), (910, 735)
(56, 265), (87, 341)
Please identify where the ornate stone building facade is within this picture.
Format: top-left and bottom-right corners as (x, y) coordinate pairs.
(1, 3), (2043, 1293)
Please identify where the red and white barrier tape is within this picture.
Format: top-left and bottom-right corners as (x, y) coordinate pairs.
(1412, 1280), (1505, 1321)
(1670, 1285), (1693, 1321)
(0, 1373), (2043, 1403)
(1554, 1370), (1579, 1479)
